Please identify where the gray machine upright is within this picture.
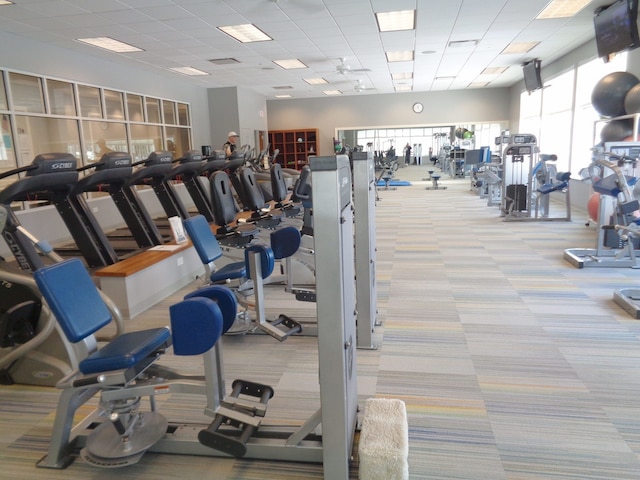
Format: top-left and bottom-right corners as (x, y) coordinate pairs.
(351, 151), (379, 349)
(310, 154), (359, 478)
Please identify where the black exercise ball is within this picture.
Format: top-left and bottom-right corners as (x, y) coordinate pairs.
(625, 83), (640, 114)
(599, 118), (634, 142)
(591, 71), (640, 118)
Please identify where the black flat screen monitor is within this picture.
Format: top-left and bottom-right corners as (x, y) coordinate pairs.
(594, 0), (640, 62)
(523, 59), (543, 93)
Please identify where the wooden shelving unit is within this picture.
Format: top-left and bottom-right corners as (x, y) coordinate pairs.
(268, 129), (318, 170)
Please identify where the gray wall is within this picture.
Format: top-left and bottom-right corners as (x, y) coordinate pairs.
(207, 86), (269, 152)
(266, 88), (512, 156)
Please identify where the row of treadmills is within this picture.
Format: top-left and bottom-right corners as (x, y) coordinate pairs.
(0, 149), (309, 272)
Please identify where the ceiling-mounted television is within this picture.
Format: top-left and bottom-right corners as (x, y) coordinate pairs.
(523, 59), (543, 93)
(594, 0), (640, 62)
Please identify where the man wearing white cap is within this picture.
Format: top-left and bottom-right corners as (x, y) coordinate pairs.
(223, 131), (239, 158)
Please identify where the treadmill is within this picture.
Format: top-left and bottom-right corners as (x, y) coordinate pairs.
(73, 152), (165, 249)
(0, 153), (119, 268)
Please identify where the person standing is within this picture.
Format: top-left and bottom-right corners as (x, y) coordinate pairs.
(404, 143), (412, 166)
(416, 144), (422, 165)
(223, 131), (239, 158)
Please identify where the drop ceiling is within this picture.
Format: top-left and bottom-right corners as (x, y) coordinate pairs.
(0, 0), (616, 98)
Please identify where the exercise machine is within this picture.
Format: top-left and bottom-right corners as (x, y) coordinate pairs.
(73, 152), (165, 249)
(0, 153), (120, 267)
(564, 150), (640, 268)
(0, 205), (124, 386)
(499, 134), (538, 220)
(34, 154), (358, 479)
(352, 151), (380, 349)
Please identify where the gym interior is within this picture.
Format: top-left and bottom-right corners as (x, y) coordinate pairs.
(2, 1), (640, 479)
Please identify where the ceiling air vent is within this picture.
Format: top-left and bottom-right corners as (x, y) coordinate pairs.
(208, 58), (240, 65)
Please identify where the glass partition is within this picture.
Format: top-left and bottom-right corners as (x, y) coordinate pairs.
(46, 79), (76, 116)
(14, 116), (80, 166)
(146, 97), (161, 123)
(82, 120), (128, 163)
(177, 103), (190, 126)
(165, 126), (191, 158)
(127, 93), (144, 122)
(78, 84), (102, 119)
(0, 114), (16, 187)
(0, 73), (7, 110)
(162, 99), (176, 125)
(9, 72), (44, 114)
(104, 89), (124, 120)
(130, 124), (162, 162)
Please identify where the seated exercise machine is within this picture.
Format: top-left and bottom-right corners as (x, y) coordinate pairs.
(0, 205), (124, 386)
(564, 150), (640, 268)
(183, 214), (303, 340)
(34, 155), (358, 478)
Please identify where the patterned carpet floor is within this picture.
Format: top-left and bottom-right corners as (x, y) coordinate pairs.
(2, 164), (640, 479)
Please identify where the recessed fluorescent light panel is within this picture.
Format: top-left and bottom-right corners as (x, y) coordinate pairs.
(392, 73), (413, 80)
(169, 67), (208, 76)
(275, 94), (292, 98)
(323, 90), (342, 95)
(304, 78), (328, 85)
(481, 67), (508, 75)
(0, 1), (14, 5)
(76, 37), (143, 53)
(468, 82), (489, 88)
(536, 0), (591, 19)
(386, 50), (414, 62)
(218, 24), (272, 43)
(501, 42), (539, 55)
(394, 85), (412, 92)
(376, 10), (415, 32)
(273, 59), (307, 69)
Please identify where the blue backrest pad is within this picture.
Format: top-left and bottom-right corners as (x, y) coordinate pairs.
(270, 226), (301, 260)
(170, 298), (222, 356)
(183, 215), (223, 264)
(34, 258), (112, 343)
(184, 285), (238, 334)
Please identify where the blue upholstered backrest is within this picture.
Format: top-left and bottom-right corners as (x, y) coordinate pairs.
(269, 226), (301, 260)
(34, 258), (112, 343)
(183, 215), (223, 264)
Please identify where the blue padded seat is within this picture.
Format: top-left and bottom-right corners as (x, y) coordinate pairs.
(183, 215), (246, 283)
(33, 258), (172, 375)
(79, 327), (171, 375)
(537, 171), (571, 195)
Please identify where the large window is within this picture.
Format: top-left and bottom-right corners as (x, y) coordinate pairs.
(0, 68), (193, 209)
(519, 52), (628, 176)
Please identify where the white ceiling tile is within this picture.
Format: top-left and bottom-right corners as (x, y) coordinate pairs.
(0, 0), (607, 98)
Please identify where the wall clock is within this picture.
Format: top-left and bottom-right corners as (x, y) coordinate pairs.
(412, 102), (423, 113)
